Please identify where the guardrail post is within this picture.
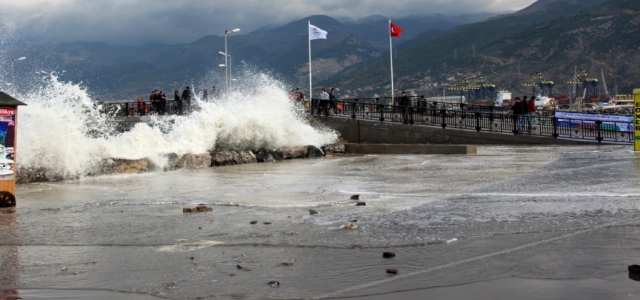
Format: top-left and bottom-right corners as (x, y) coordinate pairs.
(552, 117), (559, 138)
(409, 107), (414, 125)
(352, 99), (357, 119)
(475, 112), (481, 132)
(596, 120), (603, 143)
(379, 104), (384, 122)
(125, 103), (129, 116)
(440, 109), (446, 129)
(512, 115), (518, 135)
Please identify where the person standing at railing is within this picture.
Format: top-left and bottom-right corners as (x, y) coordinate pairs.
(149, 91), (156, 114)
(399, 91), (411, 124)
(520, 96), (529, 132)
(181, 86), (192, 114)
(212, 86), (219, 99)
(329, 88), (337, 115)
(527, 96), (537, 131)
(318, 88), (330, 116)
(295, 88), (307, 108)
(159, 91), (167, 115)
(137, 97), (145, 116)
(512, 97), (523, 133)
(174, 90), (182, 115)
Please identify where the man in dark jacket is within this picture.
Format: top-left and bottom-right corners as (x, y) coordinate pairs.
(399, 91), (411, 124)
(181, 86), (191, 114)
(174, 90), (182, 115)
(329, 88), (337, 114)
(512, 97), (522, 133)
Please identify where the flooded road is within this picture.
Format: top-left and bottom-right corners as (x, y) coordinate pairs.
(2, 145), (640, 299)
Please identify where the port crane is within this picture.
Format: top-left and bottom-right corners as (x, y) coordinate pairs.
(521, 72), (554, 97)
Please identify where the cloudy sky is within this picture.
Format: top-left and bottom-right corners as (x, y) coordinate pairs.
(0, 0), (536, 46)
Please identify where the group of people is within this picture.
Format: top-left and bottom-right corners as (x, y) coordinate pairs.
(316, 87), (338, 115)
(202, 86), (218, 101)
(511, 96), (537, 132)
(134, 86), (220, 116)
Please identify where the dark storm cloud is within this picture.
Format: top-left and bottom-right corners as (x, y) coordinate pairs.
(0, 0), (535, 45)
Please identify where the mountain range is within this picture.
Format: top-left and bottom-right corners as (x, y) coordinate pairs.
(5, 13), (492, 99)
(322, 0), (640, 97)
(4, 0), (640, 100)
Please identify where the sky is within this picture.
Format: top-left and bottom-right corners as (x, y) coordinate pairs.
(0, 0), (537, 46)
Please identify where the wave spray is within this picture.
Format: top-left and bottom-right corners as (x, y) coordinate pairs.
(15, 72), (337, 180)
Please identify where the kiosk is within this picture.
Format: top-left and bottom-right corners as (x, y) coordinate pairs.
(0, 92), (26, 208)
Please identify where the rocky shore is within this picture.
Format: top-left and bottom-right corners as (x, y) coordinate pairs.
(16, 144), (345, 184)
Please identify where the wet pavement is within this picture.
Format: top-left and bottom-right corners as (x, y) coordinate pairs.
(1, 145), (640, 299)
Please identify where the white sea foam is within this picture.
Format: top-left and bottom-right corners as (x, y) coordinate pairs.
(15, 73), (337, 179)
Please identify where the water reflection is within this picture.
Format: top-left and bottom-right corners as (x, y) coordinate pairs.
(0, 210), (19, 300)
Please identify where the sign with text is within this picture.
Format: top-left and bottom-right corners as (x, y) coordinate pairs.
(0, 107), (15, 180)
(554, 111), (633, 132)
(635, 89), (640, 151)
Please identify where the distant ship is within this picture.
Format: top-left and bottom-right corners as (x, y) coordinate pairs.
(496, 91), (512, 107)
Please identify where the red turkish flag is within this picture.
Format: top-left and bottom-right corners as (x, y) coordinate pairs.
(390, 22), (404, 38)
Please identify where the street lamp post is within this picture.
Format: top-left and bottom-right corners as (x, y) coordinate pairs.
(223, 28), (240, 94)
(10, 57), (26, 95)
(218, 51), (235, 90)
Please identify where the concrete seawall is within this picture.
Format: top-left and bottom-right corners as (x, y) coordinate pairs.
(344, 144), (476, 155)
(318, 116), (594, 145)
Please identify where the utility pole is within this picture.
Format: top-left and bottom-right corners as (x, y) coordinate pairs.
(454, 49), (457, 61)
(601, 69), (609, 97)
(472, 45), (475, 59)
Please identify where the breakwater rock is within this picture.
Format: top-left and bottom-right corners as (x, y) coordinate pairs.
(211, 150), (257, 166)
(17, 143), (345, 183)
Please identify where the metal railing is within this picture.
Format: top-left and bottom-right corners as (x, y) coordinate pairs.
(310, 98), (633, 144)
(102, 100), (195, 117)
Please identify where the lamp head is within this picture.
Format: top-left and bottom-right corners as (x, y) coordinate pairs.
(218, 51), (227, 56)
(231, 28), (240, 33)
(218, 64), (226, 68)
(18, 57), (26, 61)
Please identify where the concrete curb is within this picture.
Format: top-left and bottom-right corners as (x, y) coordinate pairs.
(344, 144), (476, 155)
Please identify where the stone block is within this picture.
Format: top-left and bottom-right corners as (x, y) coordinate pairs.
(306, 145), (324, 158)
(176, 153), (212, 169)
(322, 143), (345, 154)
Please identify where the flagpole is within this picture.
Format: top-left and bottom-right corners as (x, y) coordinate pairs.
(308, 21), (313, 113)
(389, 20), (395, 106)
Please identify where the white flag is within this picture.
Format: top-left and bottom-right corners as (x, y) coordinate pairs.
(309, 24), (328, 40)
